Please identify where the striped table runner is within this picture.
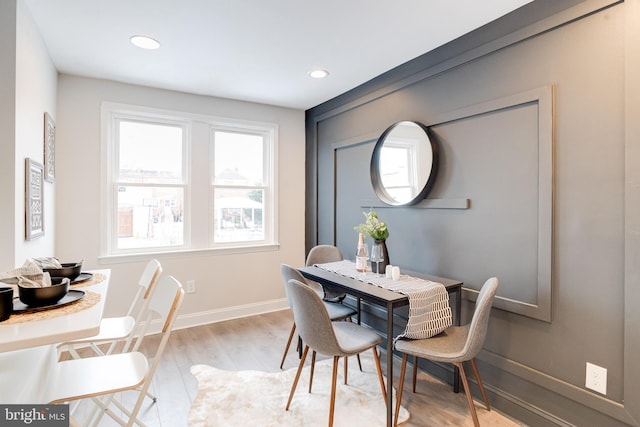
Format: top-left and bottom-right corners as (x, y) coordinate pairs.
(315, 260), (452, 340)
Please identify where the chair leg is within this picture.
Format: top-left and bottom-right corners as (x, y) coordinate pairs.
(412, 355), (418, 393)
(371, 347), (387, 402)
(347, 317), (363, 372)
(454, 361), (480, 427)
(309, 350), (317, 393)
(280, 322), (297, 369)
(328, 356), (340, 427)
(470, 358), (491, 410)
(394, 353), (408, 427)
(343, 356), (348, 384)
(286, 345), (309, 410)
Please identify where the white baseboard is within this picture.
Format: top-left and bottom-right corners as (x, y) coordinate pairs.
(170, 298), (290, 332)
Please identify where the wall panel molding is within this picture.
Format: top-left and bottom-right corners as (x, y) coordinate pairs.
(435, 86), (554, 322)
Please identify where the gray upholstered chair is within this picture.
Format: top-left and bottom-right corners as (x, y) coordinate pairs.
(284, 278), (386, 427)
(305, 245), (346, 302)
(393, 277), (499, 427)
(279, 264), (356, 370)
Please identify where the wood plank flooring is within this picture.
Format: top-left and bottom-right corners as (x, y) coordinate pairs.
(67, 310), (526, 426)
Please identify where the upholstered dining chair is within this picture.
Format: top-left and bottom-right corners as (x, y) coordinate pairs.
(47, 274), (185, 427)
(59, 259), (163, 358)
(279, 264), (357, 371)
(305, 245), (346, 302)
(393, 277), (499, 427)
(284, 278), (387, 427)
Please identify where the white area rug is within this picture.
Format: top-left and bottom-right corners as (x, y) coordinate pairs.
(189, 353), (409, 426)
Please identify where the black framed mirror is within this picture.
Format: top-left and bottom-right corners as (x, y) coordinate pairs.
(370, 121), (438, 206)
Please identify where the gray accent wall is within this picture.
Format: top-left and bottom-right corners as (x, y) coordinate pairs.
(306, 0), (640, 425)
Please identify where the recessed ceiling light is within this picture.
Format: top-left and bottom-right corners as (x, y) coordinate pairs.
(309, 69), (329, 79)
(130, 35), (160, 50)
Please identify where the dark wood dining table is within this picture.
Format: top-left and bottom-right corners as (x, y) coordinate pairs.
(299, 265), (463, 427)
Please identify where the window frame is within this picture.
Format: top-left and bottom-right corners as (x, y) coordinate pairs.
(100, 102), (278, 261)
(210, 125), (275, 246)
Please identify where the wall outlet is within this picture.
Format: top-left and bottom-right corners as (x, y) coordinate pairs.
(585, 362), (607, 395)
(186, 280), (196, 294)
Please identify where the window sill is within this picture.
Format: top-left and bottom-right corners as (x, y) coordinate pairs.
(98, 243), (280, 264)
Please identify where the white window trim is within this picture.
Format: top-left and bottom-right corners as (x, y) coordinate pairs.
(99, 101), (279, 261)
(210, 124), (276, 246)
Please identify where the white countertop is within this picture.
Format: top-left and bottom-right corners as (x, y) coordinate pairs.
(0, 269), (110, 353)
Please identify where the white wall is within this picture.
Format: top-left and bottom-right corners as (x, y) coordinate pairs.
(0, 0), (17, 270)
(0, 0), (57, 271)
(14, 0), (57, 263)
(56, 75), (306, 326)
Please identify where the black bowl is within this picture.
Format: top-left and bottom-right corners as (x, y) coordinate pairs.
(18, 277), (70, 307)
(44, 262), (83, 281)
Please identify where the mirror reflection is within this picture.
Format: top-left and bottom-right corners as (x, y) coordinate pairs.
(370, 121), (438, 206)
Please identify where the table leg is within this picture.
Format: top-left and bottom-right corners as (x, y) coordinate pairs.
(386, 302), (394, 427)
(453, 287), (462, 393)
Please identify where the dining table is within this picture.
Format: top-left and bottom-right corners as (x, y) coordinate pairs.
(299, 263), (462, 427)
(0, 269), (110, 404)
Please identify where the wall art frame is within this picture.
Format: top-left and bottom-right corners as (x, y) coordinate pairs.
(25, 157), (45, 240)
(44, 112), (56, 183)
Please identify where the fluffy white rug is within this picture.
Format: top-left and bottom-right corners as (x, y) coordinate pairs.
(189, 353), (409, 426)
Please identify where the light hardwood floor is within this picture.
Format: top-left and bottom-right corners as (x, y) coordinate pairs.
(68, 310), (526, 426)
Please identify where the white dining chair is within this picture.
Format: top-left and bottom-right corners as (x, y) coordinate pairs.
(58, 259), (162, 358)
(46, 274), (185, 427)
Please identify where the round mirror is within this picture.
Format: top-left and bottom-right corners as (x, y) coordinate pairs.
(370, 121), (438, 206)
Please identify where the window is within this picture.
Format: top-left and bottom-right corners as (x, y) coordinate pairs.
(379, 142), (418, 202)
(102, 103), (277, 256)
(212, 129), (271, 244)
(114, 120), (186, 251)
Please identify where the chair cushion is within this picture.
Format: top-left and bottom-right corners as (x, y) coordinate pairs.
(394, 324), (470, 363)
(332, 322), (382, 356)
(323, 301), (356, 321)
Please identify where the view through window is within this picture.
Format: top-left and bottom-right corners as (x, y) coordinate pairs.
(103, 103), (276, 255)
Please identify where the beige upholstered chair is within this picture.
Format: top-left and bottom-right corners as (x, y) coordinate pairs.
(393, 277), (499, 426)
(47, 275), (185, 427)
(284, 278), (386, 427)
(279, 264), (356, 370)
(305, 245), (346, 302)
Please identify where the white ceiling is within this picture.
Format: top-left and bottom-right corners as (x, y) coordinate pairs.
(24, 0), (532, 110)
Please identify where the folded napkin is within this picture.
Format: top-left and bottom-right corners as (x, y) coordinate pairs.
(32, 257), (63, 269)
(0, 259), (54, 288)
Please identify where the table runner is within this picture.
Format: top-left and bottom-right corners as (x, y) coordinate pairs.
(314, 260), (452, 340)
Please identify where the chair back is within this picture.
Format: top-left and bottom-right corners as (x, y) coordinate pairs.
(139, 259), (163, 300)
(281, 264), (306, 287)
(462, 277), (499, 360)
(281, 264), (310, 304)
(119, 259), (162, 353)
(285, 279), (342, 356)
(129, 275), (184, 353)
(305, 245), (343, 266)
(126, 259), (163, 317)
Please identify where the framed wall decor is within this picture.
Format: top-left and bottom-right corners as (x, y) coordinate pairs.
(44, 112), (56, 183)
(25, 158), (44, 240)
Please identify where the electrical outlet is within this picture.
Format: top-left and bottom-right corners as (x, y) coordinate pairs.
(186, 280), (196, 294)
(585, 362), (607, 395)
